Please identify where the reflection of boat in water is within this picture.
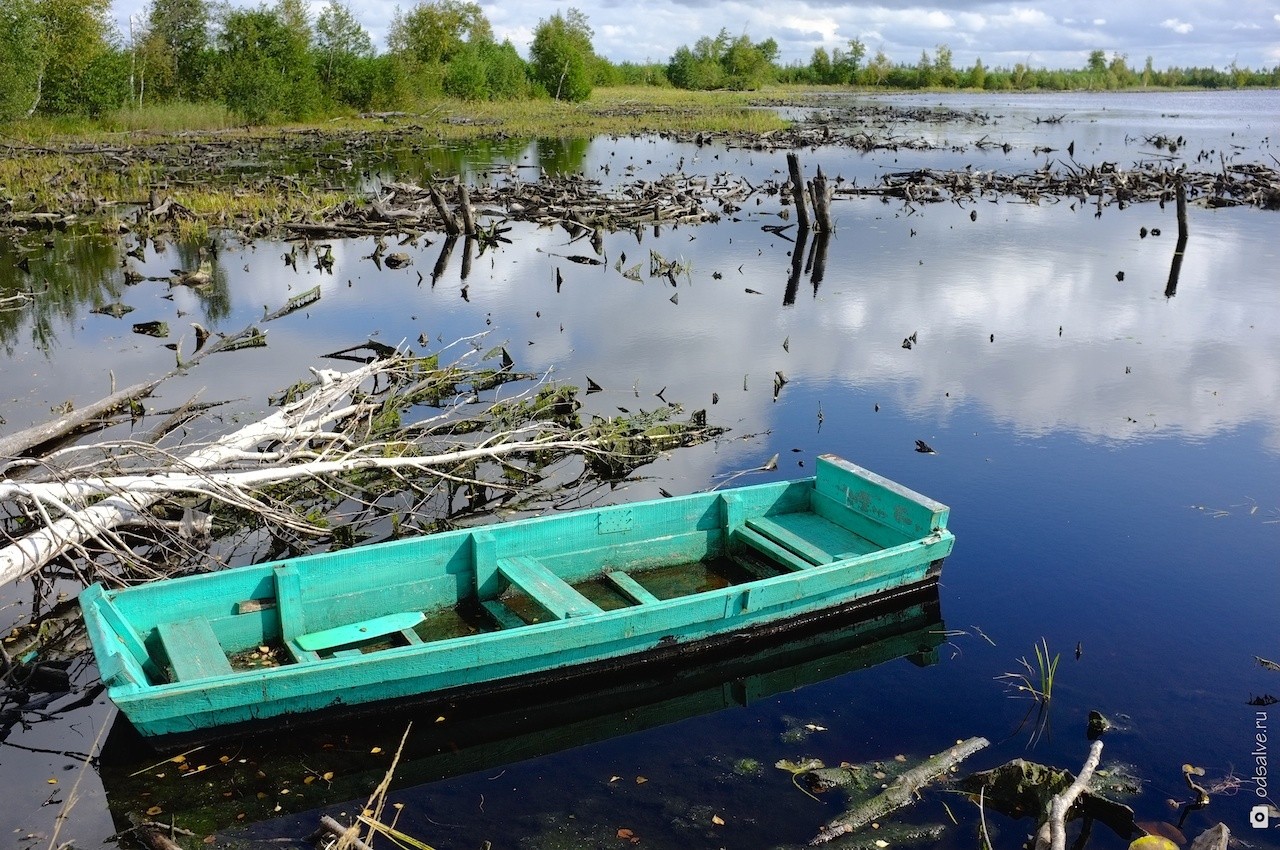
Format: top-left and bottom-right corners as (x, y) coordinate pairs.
(99, 583), (944, 836)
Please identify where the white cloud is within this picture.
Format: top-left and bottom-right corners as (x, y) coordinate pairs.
(1161, 18), (1194, 35)
(1232, 22), (1260, 30)
(1092, 18), (1106, 26)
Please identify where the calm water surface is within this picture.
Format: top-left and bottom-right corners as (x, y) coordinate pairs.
(0, 91), (1277, 849)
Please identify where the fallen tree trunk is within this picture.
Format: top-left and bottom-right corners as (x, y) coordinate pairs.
(0, 360), (384, 587)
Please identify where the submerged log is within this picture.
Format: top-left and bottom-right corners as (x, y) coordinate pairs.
(0, 377), (163, 463)
(810, 736), (989, 844)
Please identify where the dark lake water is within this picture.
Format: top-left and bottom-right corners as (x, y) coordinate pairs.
(1, 90), (1277, 849)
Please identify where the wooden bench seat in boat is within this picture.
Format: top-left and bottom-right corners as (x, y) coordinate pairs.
(496, 555), (601, 619)
(157, 618), (234, 681)
(734, 513), (880, 570)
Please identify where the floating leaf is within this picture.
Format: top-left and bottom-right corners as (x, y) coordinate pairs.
(712, 815), (725, 825)
(635, 776), (647, 784)
(304, 775), (316, 785)
(47, 778), (58, 785)
(322, 771), (334, 781)
(146, 805), (163, 816)
(371, 746), (383, 754)
(874, 841), (889, 848)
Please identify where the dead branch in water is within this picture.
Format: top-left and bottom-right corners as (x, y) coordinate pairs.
(809, 736), (990, 844)
(0, 341), (724, 589)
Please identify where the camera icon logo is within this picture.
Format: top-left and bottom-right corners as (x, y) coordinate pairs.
(1252, 805), (1272, 829)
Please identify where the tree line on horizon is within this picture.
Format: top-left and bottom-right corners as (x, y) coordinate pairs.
(1, 0), (1276, 125)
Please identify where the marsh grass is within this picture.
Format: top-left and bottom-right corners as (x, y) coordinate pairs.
(998, 638), (1060, 746)
(999, 637), (1060, 703)
(0, 86), (793, 235)
(102, 101), (238, 133)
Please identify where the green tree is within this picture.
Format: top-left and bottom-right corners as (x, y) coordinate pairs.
(387, 0), (491, 65)
(30, 0), (116, 115)
(218, 6), (319, 122)
(1107, 52), (1133, 87)
(934, 43), (955, 86)
(864, 49), (890, 86)
(831, 38), (865, 84)
(809, 46), (831, 83)
(967, 57), (986, 89)
(721, 34), (773, 89)
(315, 0), (375, 107)
(144, 0), (209, 99)
(0, 0), (47, 118)
(529, 7), (595, 101)
(915, 49), (934, 87)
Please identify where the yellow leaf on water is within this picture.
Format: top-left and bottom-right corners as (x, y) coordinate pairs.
(635, 776), (647, 784)
(322, 771), (334, 781)
(371, 746), (383, 754)
(304, 776), (316, 784)
(47, 778), (58, 784)
(874, 840), (889, 848)
(219, 756), (231, 763)
(393, 802), (404, 810)
(171, 755), (186, 763)
(146, 806), (163, 816)
(894, 754), (907, 763)
(712, 815), (725, 825)
(435, 716), (446, 723)
(609, 776), (621, 783)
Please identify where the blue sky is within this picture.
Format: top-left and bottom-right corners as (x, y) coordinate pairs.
(111, 0), (1280, 70)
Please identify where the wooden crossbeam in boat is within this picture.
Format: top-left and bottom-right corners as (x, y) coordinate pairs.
(295, 611), (426, 652)
(732, 525), (815, 572)
(603, 569), (662, 605)
(496, 556), (601, 619)
(481, 599), (527, 629)
(745, 517), (834, 564)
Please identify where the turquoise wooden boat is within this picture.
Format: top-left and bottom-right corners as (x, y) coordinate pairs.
(81, 454), (954, 739)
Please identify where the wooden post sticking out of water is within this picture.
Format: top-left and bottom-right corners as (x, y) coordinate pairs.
(786, 152), (810, 232)
(1174, 179), (1188, 242)
(457, 184), (477, 236)
(810, 166), (834, 233)
(1165, 179), (1189, 298)
(787, 153), (834, 233)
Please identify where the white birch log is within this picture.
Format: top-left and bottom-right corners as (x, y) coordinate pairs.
(0, 360), (385, 587)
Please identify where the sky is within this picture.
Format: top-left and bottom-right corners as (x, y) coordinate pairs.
(110, 0), (1280, 71)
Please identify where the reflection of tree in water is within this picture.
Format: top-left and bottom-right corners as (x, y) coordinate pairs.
(0, 232), (122, 354)
(0, 233), (233, 353)
(371, 137), (533, 186)
(536, 137), (589, 176)
(171, 240), (233, 326)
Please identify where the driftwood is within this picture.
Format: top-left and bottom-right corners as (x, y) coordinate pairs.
(1036, 740), (1104, 850)
(810, 736), (990, 844)
(0, 377), (163, 463)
